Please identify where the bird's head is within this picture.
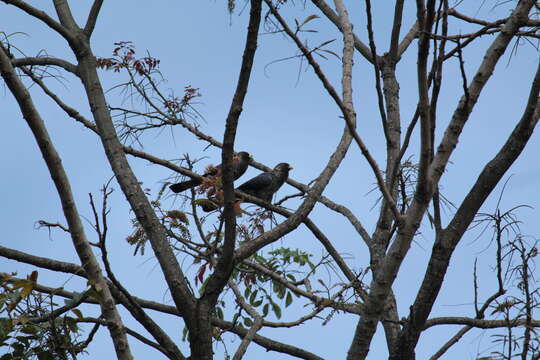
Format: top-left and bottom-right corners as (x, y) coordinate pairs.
(237, 151), (252, 162)
(274, 163), (293, 173)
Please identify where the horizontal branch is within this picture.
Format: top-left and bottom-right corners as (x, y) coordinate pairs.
(30, 275), (325, 360)
(20, 65), (370, 271)
(78, 317), (168, 356)
(213, 318), (325, 360)
(0, 244), (85, 275)
(11, 57), (78, 74)
(425, 317), (540, 329)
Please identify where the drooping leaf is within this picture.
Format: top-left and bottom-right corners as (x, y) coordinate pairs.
(64, 316), (78, 333)
(285, 292), (293, 307)
(271, 302), (282, 319)
(166, 210), (189, 225)
(182, 327), (189, 342)
(249, 290), (258, 305)
(36, 351), (54, 360)
(71, 309), (84, 320)
(301, 14), (320, 26)
(243, 317), (253, 327)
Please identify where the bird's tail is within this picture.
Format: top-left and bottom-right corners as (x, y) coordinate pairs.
(169, 179), (202, 193)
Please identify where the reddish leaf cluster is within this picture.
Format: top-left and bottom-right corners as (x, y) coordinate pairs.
(163, 85), (201, 114)
(195, 262), (214, 286)
(96, 41), (160, 75)
(242, 273), (257, 287)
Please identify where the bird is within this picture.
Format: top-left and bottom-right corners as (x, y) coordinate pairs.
(169, 152), (251, 193)
(237, 162), (293, 203)
(199, 162), (293, 212)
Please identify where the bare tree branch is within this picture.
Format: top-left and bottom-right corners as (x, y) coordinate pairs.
(203, 0), (262, 309)
(424, 317), (540, 329)
(389, 0), (405, 62)
(310, 0), (374, 63)
(57, 8), (200, 356)
(91, 189), (186, 360)
(79, 317), (170, 357)
(0, 43), (134, 360)
(393, 55), (540, 360)
(11, 56), (78, 74)
(347, 2), (537, 359)
(84, 0), (104, 36)
(52, 0), (79, 30)
(1, 0), (75, 42)
(264, 0), (402, 223)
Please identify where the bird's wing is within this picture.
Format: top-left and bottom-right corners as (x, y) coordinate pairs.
(238, 172), (273, 191)
(233, 157), (249, 179)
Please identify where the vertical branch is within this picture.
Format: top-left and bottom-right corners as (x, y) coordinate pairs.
(348, 2), (537, 359)
(36, 0), (204, 354)
(0, 45), (134, 360)
(364, 0), (389, 141)
(518, 238), (533, 360)
(264, 0), (401, 221)
(84, 0), (104, 36)
(202, 0), (262, 305)
(392, 58), (540, 360)
(428, 0), (448, 233)
(333, 0), (354, 114)
(90, 189), (185, 360)
(52, 0), (79, 29)
(229, 282), (264, 360)
(389, 0), (405, 62)
(415, 0), (436, 203)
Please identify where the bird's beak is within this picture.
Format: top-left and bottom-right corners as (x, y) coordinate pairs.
(288, 165), (294, 170)
(249, 154), (253, 160)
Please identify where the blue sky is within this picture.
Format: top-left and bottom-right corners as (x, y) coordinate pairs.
(1, 1), (539, 359)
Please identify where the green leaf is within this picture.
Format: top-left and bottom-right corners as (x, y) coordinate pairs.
(262, 303), (269, 317)
(20, 325), (37, 335)
(166, 210), (189, 224)
(249, 290), (258, 305)
(85, 288), (102, 302)
(64, 317), (78, 333)
(71, 309), (84, 320)
(15, 335), (29, 346)
(12, 342), (24, 357)
(285, 292), (293, 307)
(193, 198), (219, 211)
(243, 317), (253, 327)
(271, 302), (282, 319)
(182, 327), (189, 342)
(277, 286), (285, 299)
(36, 350), (54, 360)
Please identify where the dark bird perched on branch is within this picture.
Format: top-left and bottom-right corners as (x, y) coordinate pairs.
(200, 162), (293, 212)
(237, 162), (293, 203)
(169, 151), (251, 193)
